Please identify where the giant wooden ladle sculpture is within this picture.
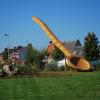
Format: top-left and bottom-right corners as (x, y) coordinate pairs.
(32, 16), (91, 71)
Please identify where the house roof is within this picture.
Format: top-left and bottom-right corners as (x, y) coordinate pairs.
(46, 40), (82, 53)
(63, 39), (82, 52)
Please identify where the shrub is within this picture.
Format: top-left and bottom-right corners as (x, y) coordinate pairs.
(58, 66), (70, 71)
(46, 61), (58, 71)
(16, 64), (35, 75)
(93, 63), (100, 71)
(58, 66), (65, 71)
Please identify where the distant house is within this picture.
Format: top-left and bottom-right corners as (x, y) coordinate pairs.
(46, 41), (56, 62)
(19, 47), (27, 65)
(8, 46), (26, 65)
(9, 53), (20, 60)
(46, 40), (84, 63)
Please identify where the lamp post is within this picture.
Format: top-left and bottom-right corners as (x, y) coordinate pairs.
(4, 34), (10, 61)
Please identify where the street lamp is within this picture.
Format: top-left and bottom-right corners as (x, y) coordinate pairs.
(4, 34), (10, 60)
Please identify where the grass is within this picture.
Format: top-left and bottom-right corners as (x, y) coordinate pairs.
(0, 71), (100, 100)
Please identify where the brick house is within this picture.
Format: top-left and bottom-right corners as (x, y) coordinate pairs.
(46, 41), (56, 59)
(46, 40), (83, 61)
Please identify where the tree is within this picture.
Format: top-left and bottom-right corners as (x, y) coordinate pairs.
(3, 48), (9, 61)
(25, 44), (47, 71)
(52, 47), (64, 61)
(25, 43), (37, 66)
(35, 48), (47, 70)
(84, 32), (100, 61)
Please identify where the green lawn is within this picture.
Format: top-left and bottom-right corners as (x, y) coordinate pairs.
(0, 71), (100, 100)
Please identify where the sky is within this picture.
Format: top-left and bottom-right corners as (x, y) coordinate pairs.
(0, 0), (100, 52)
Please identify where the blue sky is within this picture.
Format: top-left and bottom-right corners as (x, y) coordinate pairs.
(0, 0), (100, 52)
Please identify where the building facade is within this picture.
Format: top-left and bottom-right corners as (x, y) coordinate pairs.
(8, 46), (26, 65)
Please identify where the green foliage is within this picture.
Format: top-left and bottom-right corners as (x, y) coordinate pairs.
(58, 66), (71, 71)
(52, 47), (64, 61)
(17, 45), (47, 74)
(2, 48), (8, 61)
(46, 61), (58, 71)
(0, 66), (3, 77)
(25, 44), (47, 71)
(25, 43), (37, 65)
(84, 32), (100, 61)
(93, 63), (100, 71)
(16, 64), (35, 75)
(58, 66), (65, 71)
(35, 48), (47, 70)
